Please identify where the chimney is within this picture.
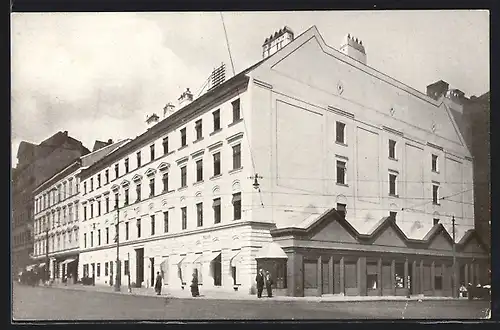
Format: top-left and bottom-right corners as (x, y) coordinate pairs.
(339, 34), (367, 65)
(107, 139), (113, 144)
(262, 26), (294, 59)
(145, 113), (160, 129)
(426, 80), (449, 100)
(178, 88), (193, 108)
(163, 102), (176, 118)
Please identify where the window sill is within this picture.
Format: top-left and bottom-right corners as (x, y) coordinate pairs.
(228, 118), (243, 128)
(178, 186), (188, 192)
(164, 150), (175, 157)
(163, 189), (175, 195)
(335, 141), (348, 147)
(210, 128), (222, 136)
(432, 170), (440, 174)
(336, 183), (349, 187)
(193, 180), (204, 187)
(228, 167), (243, 175)
(178, 145), (188, 152)
(193, 137), (204, 144)
(389, 194), (399, 198)
(388, 157), (398, 161)
(433, 202), (441, 206)
(210, 174), (222, 181)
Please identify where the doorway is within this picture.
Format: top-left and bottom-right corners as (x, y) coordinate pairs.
(135, 248), (144, 288)
(322, 260), (330, 294)
(213, 254), (222, 286)
(150, 257), (155, 287)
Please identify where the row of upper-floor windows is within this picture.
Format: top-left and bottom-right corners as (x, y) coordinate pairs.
(81, 99), (242, 195)
(13, 231), (31, 247)
(34, 204), (79, 234)
(35, 177), (78, 214)
(81, 142), (242, 220)
(82, 193), (241, 249)
(34, 229), (78, 256)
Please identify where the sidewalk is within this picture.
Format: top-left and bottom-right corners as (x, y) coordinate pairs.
(42, 282), (466, 302)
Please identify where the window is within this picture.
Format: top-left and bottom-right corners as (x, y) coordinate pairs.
(137, 219), (141, 238)
(125, 158), (129, 173)
(106, 227), (109, 244)
(213, 198), (221, 224)
(389, 173), (397, 196)
(105, 197), (109, 213)
(84, 182), (87, 194)
(195, 119), (203, 140)
(232, 99), (241, 122)
(149, 178), (155, 197)
(136, 183), (142, 202)
(180, 166), (187, 188)
(114, 164), (119, 178)
(124, 189), (129, 206)
(105, 262), (109, 277)
(336, 121), (346, 144)
(83, 205), (87, 221)
(114, 193), (119, 209)
(337, 203), (346, 218)
(213, 109), (221, 131)
(390, 211), (397, 220)
(232, 144), (241, 170)
(162, 137), (169, 155)
(97, 174), (101, 188)
(98, 229), (101, 246)
(433, 218), (440, 225)
(162, 173), (169, 192)
(336, 160), (346, 185)
(435, 267), (443, 290)
(366, 262), (378, 290)
(124, 260), (130, 275)
(90, 231), (94, 247)
(105, 169), (109, 184)
(433, 184), (439, 204)
(232, 193), (241, 220)
(136, 151), (142, 168)
(213, 152), (221, 176)
(181, 207), (187, 230)
(97, 200), (101, 216)
(180, 128), (187, 147)
(97, 263), (101, 277)
(389, 139), (396, 159)
(432, 154), (438, 172)
(150, 144), (155, 161)
(125, 222), (129, 240)
(196, 160), (203, 182)
(196, 203), (203, 227)
(163, 211), (169, 233)
(150, 215), (155, 236)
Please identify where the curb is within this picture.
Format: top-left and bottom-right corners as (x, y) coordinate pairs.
(37, 285), (470, 303)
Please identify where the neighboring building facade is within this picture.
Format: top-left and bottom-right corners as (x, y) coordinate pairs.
(75, 26), (489, 297)
(31, 139), (130, 283)
(12, 131), (89, 275)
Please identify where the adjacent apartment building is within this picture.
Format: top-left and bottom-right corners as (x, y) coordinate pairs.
(30, 139), (130, 283)
(75, 26), (489, 297)
(12, 131), (89, 275)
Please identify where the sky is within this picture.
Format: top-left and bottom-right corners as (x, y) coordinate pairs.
(11, 10), (490, 167)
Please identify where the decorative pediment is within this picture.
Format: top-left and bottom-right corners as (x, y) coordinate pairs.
(111, 184), (120, 192)
(158, 162), (170, 172)
(424, 223), (454, 250)
(457, 230), (489, 253)
(145, 168), (157, 177)
(132, 174), (143, 182)
(120, 180), (130, 187)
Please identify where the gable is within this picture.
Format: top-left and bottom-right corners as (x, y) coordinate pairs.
(372, 226), (406, 247)
(309, 219), (357, 243)
(462, 237), (486, 254)
(256, 30), (465, 149)
(428, 232), (452, 251)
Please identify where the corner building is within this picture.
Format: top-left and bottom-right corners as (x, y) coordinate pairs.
(77, 26), (489, 297)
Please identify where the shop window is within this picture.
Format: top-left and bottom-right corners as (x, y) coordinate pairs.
(423, 265), (432, 291)
(435, 266), (443, 290)
(303, 261), (318, 289)
(344, 262), (357, 288)
(97, 263), (101, 277)
(366, 262), (378, 289)
(395, 262), (405, 288)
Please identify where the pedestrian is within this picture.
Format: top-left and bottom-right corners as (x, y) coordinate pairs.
(154, 271), (162, 295)
(255, 269), (265, 298)
(190, 270), (200, 297)
(265, 270), (273, 297)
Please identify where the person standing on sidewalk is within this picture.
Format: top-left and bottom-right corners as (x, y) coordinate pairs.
(255, 269), (265, 298)
(265, 270), (273, 298)
(154, 272), (162, 295)
(190, 270), (200, 297)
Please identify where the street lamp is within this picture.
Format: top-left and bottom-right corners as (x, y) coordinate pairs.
(113, 194), (122, 292)
(451, 215), (457, 298)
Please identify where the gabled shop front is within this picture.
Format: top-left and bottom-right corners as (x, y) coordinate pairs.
(268, 208), (489, 297)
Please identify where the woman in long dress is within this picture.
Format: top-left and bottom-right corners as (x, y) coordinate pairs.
(190, 270), (200, 297)
(154, 271), (162, 295)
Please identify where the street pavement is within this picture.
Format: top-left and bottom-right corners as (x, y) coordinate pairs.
(12, 283), (491, 321)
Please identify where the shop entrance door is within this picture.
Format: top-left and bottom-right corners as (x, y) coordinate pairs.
(135, 248), (144, 287)
(150, 258), (155, 287)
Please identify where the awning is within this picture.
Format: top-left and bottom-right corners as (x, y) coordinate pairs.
(172, 255), (185, 266)
(182, 253), (202, 265)
(229, 250), (242, 267)
(255, 242), (288, 259)
(60, 258), (76, 266)
(199, 251), (221, 263)
(25, 264), (37, 271)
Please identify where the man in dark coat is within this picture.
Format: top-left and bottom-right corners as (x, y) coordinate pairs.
(154, 271), (162, 295)
(265, 271), (273, 297)
(255, 269), (265, 298)
(190, 270), (200, 297)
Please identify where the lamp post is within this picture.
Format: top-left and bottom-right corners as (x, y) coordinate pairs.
(45, 223), (50, 284)
(452, 215), (457, 298)
(114, 196), (121, 292)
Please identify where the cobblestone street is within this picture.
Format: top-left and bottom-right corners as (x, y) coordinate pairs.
(12, 284), (491, 320)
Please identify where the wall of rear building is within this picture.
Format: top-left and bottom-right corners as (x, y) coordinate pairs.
(78, 223), (274, 294)
(284, 247), (489, 297)
(248, 37), (474, 239)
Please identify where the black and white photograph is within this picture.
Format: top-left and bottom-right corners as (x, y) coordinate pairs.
(10, 10), (491, 321)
